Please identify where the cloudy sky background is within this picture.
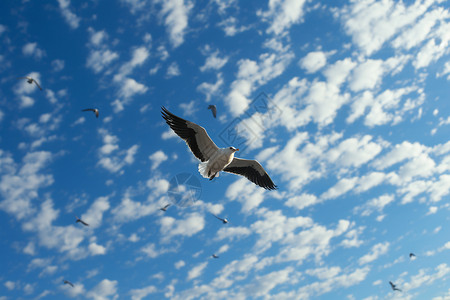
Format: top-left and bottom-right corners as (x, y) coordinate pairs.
(1, 0), (450, 299)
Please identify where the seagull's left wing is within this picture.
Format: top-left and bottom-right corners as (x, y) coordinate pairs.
(161, 107), (219, 162)
(224, 158), (277, 190)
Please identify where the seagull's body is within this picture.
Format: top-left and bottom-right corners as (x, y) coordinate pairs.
(160, 204), (171, 211)
(161, 107), (277, 190)
(389, 281), (401, 292)
(207, 105), (217, 118)
(82, 108), (99, 118)
(212, 214), (228, 224)
(63, 280), (74, 287)
(75, 216), (89, 226)
(18, 76), (42, 90)
(212, 254), (219, 259)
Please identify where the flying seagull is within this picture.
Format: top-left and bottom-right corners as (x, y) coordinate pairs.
(63, 280), (74, 288)
(409, 253), (416, 258)
(212, 213), (228, 224)
(82, 108), (99, 118)
(389, 281), (401, 292)
(207, 105), (217, 118)
(161, 107), (277, 190)
(75, 216), (89, 226)
(18, 76), (42, 90)
(212, 254), (219, 259)
(160, 204), (171, 212)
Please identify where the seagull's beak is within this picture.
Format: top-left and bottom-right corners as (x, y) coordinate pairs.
(234, 148), (239, 152)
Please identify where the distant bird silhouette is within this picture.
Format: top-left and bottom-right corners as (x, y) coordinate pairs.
(82, 108), (99, 118)
(389, 281), (401, 292)
(409, 253), (416, 258)
(75, 216), (89, 226)
(212, 254), (219, 259)
(160, 204), (171, 212)
(63, 280), (74, 287)
(207, 105), (217, 118)
(212, 213), (228, 224)
(18, 76), (42, 90)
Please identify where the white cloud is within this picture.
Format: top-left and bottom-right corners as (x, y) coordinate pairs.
(226, 51), (294, 116)
(22, 42), (45, 59)
(197, 73), (224, 102)
(51, 59), (65, 72)
(81, 196), (110, 228)
(257, 0), (307, 35)
(175, 260), (185, 269)
(149, 150), (168, 170)
(0, 151), (54, 220)
(200, 51), (229, 72)
(299, 51), (327, 73)
(340, 0), (434, 55)
(358, 242), (390, 265)
(349, 59), (384, 92)
(4, 281), (15, 290)
(130, 285), (157, 300)
(86, 279), (118, 300)
(57, 0), (81, 29)
(160, 213), (205, 241)
(166, 62), (181, 77)
(187, 262), (208, 280)
(156, 0), (193, 48)
(89, 243), (107, 255)
(86, 49), (119, 73)
(97, 129), (139, 173)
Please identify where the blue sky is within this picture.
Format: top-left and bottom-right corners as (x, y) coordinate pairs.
(1, 0), (450, 299)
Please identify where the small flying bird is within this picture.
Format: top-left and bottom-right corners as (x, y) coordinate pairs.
(63, 280), (74, 288)
(212, 254), (219, 259)
(161, 107), (277, 190)
(18, 76), (42, 90)
(75, 216), (89, 226)
(160, 204), (171, 212)
(389, 281), (402, 292)
(82, 108), (99, 118)
(212, 214), (228, 224)
(409, 253), (416, 258)
(207, 105), (217, 118)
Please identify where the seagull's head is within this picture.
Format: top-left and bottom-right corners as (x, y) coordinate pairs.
(228, 146), (239, 152)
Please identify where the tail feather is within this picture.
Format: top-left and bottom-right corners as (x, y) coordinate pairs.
(198, 162), (209, 179)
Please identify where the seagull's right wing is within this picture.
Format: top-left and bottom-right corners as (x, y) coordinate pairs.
(33, 80), (43, 90)
(161, 107), (219, 162)
(82, 108), (95, 112)
(224, 158), (277, 190)
(208, 105), (217, 118)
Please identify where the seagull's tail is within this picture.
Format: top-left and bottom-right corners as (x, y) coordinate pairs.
(198, 162), (209, 179)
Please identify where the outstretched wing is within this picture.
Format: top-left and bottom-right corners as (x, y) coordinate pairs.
(208, 105), (217, 118)
(161, 107), (218, 162)
(33, 79), (43, 90)
(224, 158), (277, 190)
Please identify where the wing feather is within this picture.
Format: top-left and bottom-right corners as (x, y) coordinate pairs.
(224, 157), (277, 190)
(161, 107), (218, 162)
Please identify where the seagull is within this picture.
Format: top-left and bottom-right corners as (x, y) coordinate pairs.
(409, 253), (416, 258)
(207, 105), (217, 118)
(160, 204), (171, 212)
(63, 280), (74, 288)
(212, 213), (228, 224)
(18, 76), (42, 90)
(75, 216), (89, 226)
(389, 281), (402, 292)
(212, 254), (219, 259)
(82, 108), (99, 118)
(161, 107), (277, 190)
